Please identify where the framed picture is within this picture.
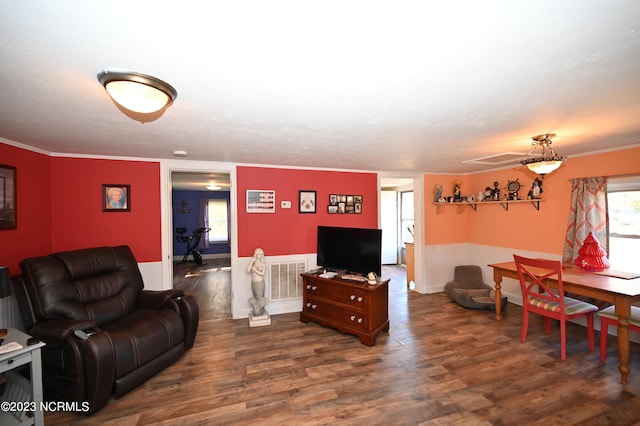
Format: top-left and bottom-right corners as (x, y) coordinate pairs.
(0, 164), (17, 229)
(327, 193), (363, 214)
(246, 190), (276, 213)
(103, 184), (130, 212)
(299, 190), (316, 213)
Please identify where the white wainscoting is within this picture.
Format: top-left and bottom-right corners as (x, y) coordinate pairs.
(418, 242), (558, 299)
(233, 253), (317, 319)
(467, 244), (562, 305)
(138, 261), (166, 291)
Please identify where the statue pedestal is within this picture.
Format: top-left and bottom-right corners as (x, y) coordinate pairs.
(249, 311), (271, 327)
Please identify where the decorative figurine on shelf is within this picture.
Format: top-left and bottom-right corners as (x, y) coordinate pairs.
(484, 187), (492, 201)
(506, 179), (520, 200)
(247, 248), (271, 327)
(367, 272), (377, 285)
(492, 181), (500, 201)
(478, 190), (485, 201)
(528, 177), (543, 199)
(453, 180), (462, 202)
(434, 184), (443, 203)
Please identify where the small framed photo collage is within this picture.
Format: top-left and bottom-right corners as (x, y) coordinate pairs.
(328, 194), (363, 214)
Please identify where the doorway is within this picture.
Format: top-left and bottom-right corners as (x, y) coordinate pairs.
(171, 171), (232, 321)
(380, 179), (414, 265)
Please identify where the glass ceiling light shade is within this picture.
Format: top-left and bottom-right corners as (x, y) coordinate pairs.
(520, 133), (566, 177)
(97, 70), (177, 113)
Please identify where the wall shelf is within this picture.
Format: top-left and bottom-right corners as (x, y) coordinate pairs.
(433, 199), (543, 212)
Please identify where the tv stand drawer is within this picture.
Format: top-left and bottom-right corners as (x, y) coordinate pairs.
(300, 273), (389, 346)
(303, 299), (368, 331)
(305, 282), (367, 308)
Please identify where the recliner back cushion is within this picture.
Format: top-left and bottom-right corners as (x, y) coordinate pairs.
(20, 246), (144, 326)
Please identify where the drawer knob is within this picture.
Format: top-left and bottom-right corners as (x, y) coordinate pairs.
(357, 318), (363, 323)
(357, 297), (363, 302)
(306, 285), (311, 289)
(311, 304), (317, 309)
(350, 295), (355, 300)
(312, 286), (317, 291)
(350, 315), (356, 321)
(306, 302), (311, 308)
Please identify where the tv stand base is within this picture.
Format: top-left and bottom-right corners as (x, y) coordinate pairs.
(300, 273), (389, 346)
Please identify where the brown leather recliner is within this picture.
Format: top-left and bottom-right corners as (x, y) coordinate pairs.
(11, 245), (199, 415)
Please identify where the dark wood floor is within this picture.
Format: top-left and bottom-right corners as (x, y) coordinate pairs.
(172, 258), (233, 321)
(45, 264), (640, 425)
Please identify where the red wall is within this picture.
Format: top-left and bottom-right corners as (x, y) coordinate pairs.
(236, 166), (379, 257)
(3, 143), (380, 275)
(0, 143), (52, 274)
(50, 157), (162, 261)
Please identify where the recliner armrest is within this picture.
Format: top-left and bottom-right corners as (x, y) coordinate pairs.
(29, 318), (96, 348)
(137, 289), (184, 309)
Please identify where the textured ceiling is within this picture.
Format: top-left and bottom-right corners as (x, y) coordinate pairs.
(1, 1), (639, 177)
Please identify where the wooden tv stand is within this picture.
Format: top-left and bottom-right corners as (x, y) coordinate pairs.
(300, 273), (389, 346)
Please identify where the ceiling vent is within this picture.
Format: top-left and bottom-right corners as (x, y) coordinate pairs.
(462, 152), (527, 165)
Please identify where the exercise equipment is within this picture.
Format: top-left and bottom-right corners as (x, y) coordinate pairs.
(176, 227), (211, 265)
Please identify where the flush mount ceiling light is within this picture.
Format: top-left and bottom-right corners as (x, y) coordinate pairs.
(520, 133), (567, 177)
(97, 70), (177, 114)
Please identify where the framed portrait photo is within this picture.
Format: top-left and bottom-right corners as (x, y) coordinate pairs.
(0, 164), (17, 229)
(299, 190), (316, 213)
(103, 184), (130, 212)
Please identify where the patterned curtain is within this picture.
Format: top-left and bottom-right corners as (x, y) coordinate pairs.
(562, 177), (609, 263)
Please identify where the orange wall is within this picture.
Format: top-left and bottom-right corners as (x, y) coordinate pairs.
(237, 166), (378, 257)
(0, 144), (52, 274)
(425, 146), (640, 254)
(423, 175), (471, 245)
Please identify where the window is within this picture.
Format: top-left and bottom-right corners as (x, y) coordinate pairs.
(607, 176), (640, 272)
(400, 191), (414, 244)
(207, 199), (229, 243)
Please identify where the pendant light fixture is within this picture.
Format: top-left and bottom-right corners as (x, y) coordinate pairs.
(520, 133), (567, 177)
(97, 70), (177, 114)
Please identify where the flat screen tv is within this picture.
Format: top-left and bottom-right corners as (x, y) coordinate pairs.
(317, 226), (382, 277)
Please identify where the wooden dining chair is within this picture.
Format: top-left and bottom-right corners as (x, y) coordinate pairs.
(597, 306), (640, 362)
(513, 254), (599, 360)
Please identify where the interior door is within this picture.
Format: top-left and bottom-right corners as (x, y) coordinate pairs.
(380, 190), (398, 264)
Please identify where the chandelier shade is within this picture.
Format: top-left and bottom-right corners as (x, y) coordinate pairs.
(97, 70), (177, 114)
(520, 133), (566, 176)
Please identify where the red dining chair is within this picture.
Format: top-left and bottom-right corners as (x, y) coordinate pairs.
(597, 306), (640, 362)
(513, 255), (598, 360)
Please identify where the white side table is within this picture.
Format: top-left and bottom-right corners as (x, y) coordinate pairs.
(0, 328), (45, 426)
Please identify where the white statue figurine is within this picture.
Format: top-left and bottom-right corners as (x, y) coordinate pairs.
(247, 248), (269, 320)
